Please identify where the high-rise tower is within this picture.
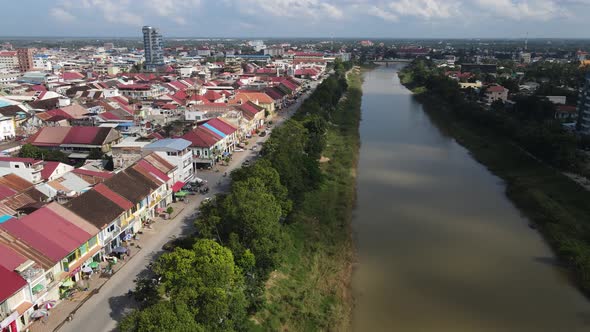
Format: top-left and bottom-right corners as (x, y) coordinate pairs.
(142, 26), (164, 71)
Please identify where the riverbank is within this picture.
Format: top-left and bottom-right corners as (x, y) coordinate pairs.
(253, 67), (362, 331)
(398, 68), (590, 295)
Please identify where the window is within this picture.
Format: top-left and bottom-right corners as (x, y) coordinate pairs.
(88, 236), (97, 248)
(107, 224), (115, 232)
(79, 242), (88, 255)
(14, 165), (19, 168)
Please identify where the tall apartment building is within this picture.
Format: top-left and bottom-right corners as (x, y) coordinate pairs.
(0, 51), (18, 71)
(142, 26), (164, 71)
(16, 48), (33, 72)
(577, 74), (590, 134)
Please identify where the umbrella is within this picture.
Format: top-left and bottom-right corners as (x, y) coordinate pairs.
(61, 280), (74, 288)
(30, 309), (48, 319)
(112, 246), (128, 254)
(42, 300), (56, 310)
(81, 266), (93, 274)
(123, 233), (133, 241)
(89, 261), (99, 269)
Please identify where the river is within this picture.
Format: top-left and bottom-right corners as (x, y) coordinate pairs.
(351, 65), (590, 332)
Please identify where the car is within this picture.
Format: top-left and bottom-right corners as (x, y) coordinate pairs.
(259, 131), (267, 137)
(251, 146), (258, 151)
(234, 148), (245, 152)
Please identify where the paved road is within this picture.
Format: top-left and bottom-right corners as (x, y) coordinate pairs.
(58, 81), (319, 332)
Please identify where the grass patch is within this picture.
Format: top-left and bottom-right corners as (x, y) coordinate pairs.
(253, 68), (363, 331)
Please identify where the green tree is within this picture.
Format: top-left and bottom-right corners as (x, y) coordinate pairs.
(222, 177), (285, 274)
(119, 301), (204, 332)
(150, 240), (248, 331)
(230, 159), (292, 216)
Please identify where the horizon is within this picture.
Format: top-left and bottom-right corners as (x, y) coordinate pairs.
(2, 36), (590, 41)
(1, 0), (589, 39)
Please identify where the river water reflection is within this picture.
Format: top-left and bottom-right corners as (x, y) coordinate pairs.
(351, 65), (590, 332)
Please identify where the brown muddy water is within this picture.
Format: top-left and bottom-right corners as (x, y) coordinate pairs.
(351, 65), (590, 332)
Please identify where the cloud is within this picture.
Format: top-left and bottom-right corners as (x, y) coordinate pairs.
(474, 0), (569, 21)
(50, 7), (76, 22)
(234, 0), (346, 20)
(146, 0), (202, 24)
(368, 0), (460, 21)
(51, 0), (203, 27)
(368, 6), (399, 22)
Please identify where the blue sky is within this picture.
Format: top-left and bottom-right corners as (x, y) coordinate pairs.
(1, 0), (589, 38)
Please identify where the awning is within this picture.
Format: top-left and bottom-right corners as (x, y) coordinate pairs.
(175, 191), (188, 198)
(61, 280), (74, 288)
(32, 284), (44, 294)
(171, 181), (185, 192)
(68, 152), (90, 159)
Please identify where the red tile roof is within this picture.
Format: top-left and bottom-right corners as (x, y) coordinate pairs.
(0, 243), (27, 271)
(93, 183), (134, 210)
(202, 90), (223, 102)
(28, 126), (118, 147)
(205, 117), (237, 135)
(182, 127), (221, 148)
(40, 161), (61, 181)
(72, 168), (113, 179)
(62, 71), (85, 81)
(0, 265), (27, 303)
(62, 127), (113, 145)
(135, 160), (170, 182)
(0, 185), (17, 200)
(0, 208), (92, 263)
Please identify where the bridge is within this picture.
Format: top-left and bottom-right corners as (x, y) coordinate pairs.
(372, 59), (413, 66)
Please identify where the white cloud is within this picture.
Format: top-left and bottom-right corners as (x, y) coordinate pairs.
(368, 6), (399, 21)
(50, 7), (76, 22)
(51, 0), (203, 26)
(367, 0), (460, 21)
(474, 0), (568, 21)
(146, 0), (202, 24)
(388, 0), (459, 19)
(235, 0), (346, 20)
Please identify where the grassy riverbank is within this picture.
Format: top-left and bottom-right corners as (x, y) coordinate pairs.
(398, 67), (590, 294)
(252, 68), (363, 331)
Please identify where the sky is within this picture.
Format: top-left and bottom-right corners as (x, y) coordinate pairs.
(1, 0), (589, 38)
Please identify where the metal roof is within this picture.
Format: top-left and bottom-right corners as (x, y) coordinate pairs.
(143, 138), (191, 152)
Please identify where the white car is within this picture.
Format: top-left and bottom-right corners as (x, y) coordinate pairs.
(234, 148), (245, 152)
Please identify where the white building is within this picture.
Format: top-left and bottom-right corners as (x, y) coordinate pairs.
(264, 47), (284, 57)
(142, 138), (194, 183)
(0, 157), (44, 184)
(0, 51), (18, 71)
(33, 57), (52, 71)
(0, 115), (15, 141)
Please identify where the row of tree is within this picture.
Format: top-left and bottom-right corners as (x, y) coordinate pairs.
(119, 61), (353, 332)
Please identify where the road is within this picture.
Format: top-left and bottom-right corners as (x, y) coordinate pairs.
(58, 80), (320, 332)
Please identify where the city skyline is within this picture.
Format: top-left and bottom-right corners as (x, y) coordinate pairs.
(1, 0), (589, 39)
